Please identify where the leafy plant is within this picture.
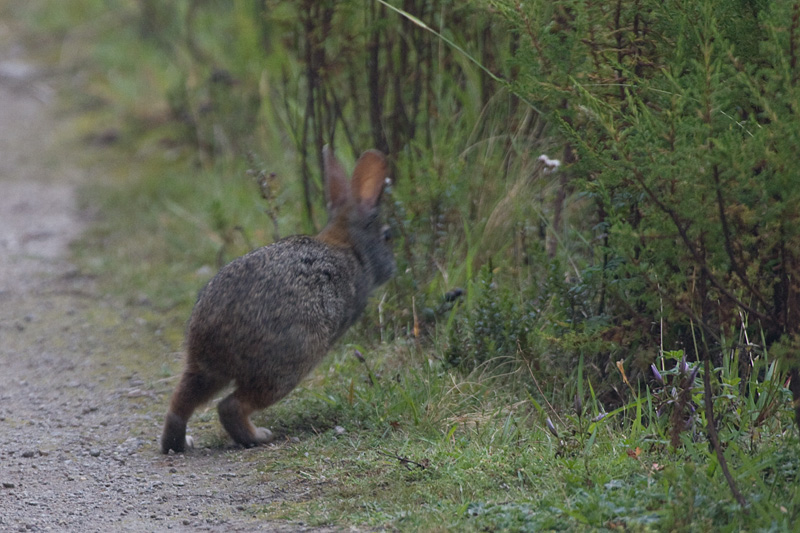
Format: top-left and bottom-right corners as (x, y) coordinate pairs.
(488, 0), (800, 426)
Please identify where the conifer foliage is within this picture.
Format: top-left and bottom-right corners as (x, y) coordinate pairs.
(490, 0), (800, 430)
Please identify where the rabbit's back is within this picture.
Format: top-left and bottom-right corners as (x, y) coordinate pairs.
(186, 236), (368, 392)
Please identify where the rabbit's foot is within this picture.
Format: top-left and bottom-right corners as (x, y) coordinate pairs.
(254, 427), (274, 444)
(218, 394), (275, 447)
(161, 412), (191, 454)
(237, 427), (273, 448)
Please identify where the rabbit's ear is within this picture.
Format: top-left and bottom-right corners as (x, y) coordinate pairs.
(351, 150), (388, 212)
(323, 145), (350, 212)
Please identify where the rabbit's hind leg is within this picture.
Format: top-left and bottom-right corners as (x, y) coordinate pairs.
(161, 368), (228, 454)
(217, 389), (276, 448)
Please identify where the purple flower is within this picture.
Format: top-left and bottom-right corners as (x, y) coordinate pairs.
(545, 417), (559, 438)
(651, 364), (664, 385)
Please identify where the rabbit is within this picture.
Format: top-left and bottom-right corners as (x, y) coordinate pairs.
(160, 146), (394, 454)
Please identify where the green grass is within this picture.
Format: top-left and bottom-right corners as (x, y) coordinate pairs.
(11, 0), (800, 530)
(229, 343), (799, 531)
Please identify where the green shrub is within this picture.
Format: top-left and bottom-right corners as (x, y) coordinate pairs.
(487, 0), (800, 427)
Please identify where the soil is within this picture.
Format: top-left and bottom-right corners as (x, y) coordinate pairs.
(0, 18), (337, 533)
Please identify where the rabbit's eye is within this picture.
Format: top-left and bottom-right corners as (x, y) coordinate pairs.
(382, 225), (392, 242)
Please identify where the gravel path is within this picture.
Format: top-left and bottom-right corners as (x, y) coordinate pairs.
(0, 23), (333, 533)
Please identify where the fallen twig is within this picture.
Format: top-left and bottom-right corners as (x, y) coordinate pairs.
(376, 450), (429, 471)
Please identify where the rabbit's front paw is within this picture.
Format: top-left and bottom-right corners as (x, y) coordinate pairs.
(185, 435), (194, 449)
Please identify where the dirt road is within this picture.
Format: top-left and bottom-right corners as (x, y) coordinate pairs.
(0, 20), (329, 533)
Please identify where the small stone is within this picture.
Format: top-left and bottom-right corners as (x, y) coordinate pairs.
(90, 449), (101, 457)
(2, 482), (14, 488)
(0, 60), (38, 80)
(195, 265), (213, 277)
(21, 450), (36, 458)
(334, 425), (346, 435)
